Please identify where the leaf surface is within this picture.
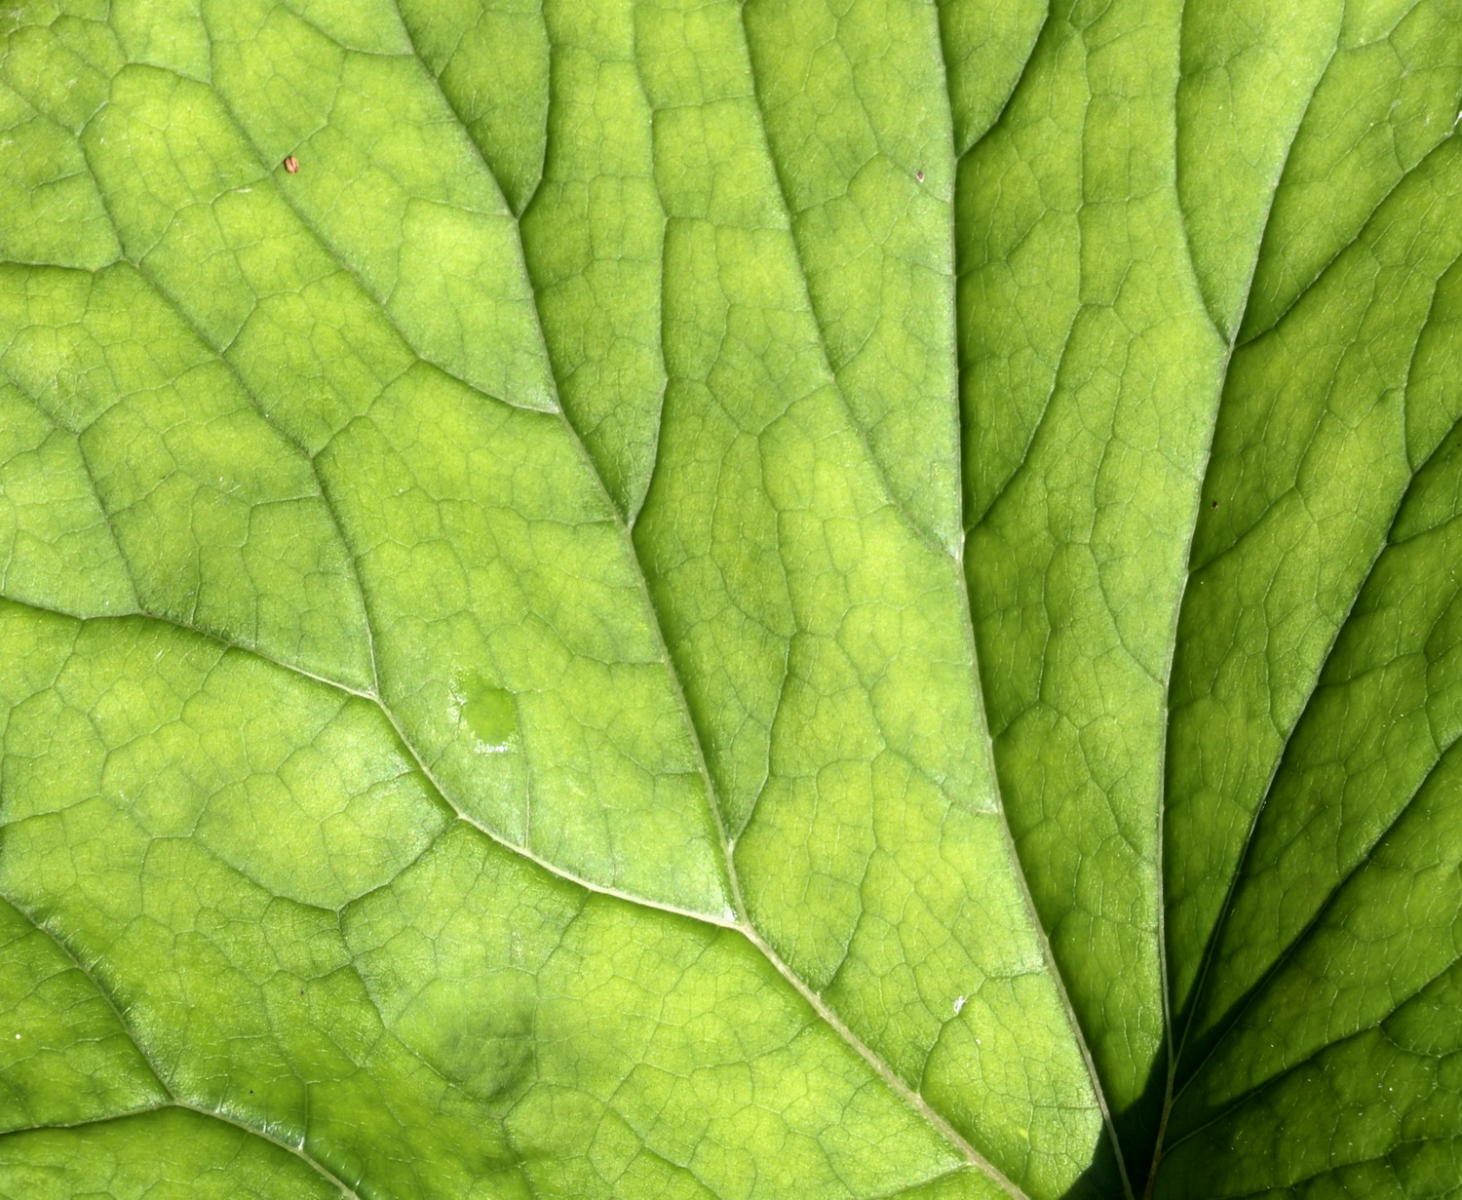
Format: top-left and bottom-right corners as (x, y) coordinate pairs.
(0, 2), (1459, 1198)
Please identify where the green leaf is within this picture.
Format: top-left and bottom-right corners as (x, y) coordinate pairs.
(1, 1), (1458, 1197)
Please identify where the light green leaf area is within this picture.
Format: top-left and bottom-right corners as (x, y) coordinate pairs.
(0, 0), (1459, 1197)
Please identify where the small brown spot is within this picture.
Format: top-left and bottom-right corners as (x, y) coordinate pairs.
(1210, 500), (1219, 509)
(915, 169), (925, 183)
(283, 155), (300, 174)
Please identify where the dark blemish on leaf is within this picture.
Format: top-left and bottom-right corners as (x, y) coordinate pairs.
(283, 155), (300, 174)
(1210, 500), (1219, 509)
(915, 169), (925, 183)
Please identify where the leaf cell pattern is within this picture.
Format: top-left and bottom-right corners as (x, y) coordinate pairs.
(0, 2), (1459, 1198)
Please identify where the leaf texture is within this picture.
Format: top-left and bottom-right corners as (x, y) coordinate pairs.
(0, 2), (1459, 1198)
